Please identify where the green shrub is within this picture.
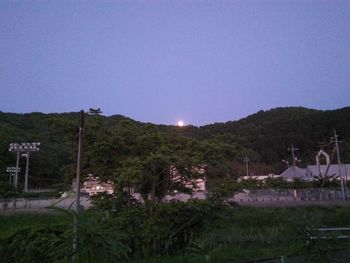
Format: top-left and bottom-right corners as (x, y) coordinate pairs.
(0, 209), (130, 263)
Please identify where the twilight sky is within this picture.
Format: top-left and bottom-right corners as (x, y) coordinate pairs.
(1, 1), (350, 126)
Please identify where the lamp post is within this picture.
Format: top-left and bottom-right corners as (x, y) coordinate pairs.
(9, 142), (40, 192)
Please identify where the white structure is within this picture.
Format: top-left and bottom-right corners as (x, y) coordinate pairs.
(81, 175), (114, 196)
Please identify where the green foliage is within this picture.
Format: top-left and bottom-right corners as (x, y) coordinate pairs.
(93, 200), (221, 257)
(0, 200), (222, 262)
(236, 177), (341, 190)
(187, 240), (220, 263)
(0, 182), (17, 198)
(3, 205), (350, 262)
(0, 209), (130, 263)
(90, 191), (141, 212)
(312, 174), (341, 188)
(206, 178), (241, 203)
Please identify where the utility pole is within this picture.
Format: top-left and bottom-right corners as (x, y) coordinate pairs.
(288, 144), (299, 167)
(331, 130), (346, 201)
(244, 155), (250, 177)
(288, 144), (299, 177)
(75, 110), (84, 212)
(73, 110), (85, 260)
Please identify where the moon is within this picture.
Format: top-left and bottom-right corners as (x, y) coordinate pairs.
(177, 120), (184, 127)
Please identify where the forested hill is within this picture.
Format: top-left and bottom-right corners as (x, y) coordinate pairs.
(196, 107), (350, 165)
(0, 107), (349, 188)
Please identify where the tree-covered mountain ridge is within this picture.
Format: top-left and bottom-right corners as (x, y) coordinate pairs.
(0, 106), (349, 188)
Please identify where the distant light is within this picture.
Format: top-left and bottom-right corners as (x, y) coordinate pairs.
(177, 120), (184, 127)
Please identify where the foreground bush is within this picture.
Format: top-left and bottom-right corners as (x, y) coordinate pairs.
(0, 200), (221, 262)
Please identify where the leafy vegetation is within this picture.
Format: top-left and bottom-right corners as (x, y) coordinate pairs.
(1, 204), (350, 262)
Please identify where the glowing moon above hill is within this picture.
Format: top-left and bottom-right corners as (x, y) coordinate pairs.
(177, 120), (184, 127)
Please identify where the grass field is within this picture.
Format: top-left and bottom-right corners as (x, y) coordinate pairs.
(1, 205), (350, 262)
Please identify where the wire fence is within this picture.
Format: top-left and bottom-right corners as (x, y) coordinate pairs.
(0, 196), (91, 211)
(234, 188), (347, 204)
(0, 188), (348, 211)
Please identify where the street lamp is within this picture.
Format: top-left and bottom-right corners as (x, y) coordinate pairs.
(6, 167), (21, 185)
(9, 142), (40, 192)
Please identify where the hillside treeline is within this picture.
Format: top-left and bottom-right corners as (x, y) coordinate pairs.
(0, 107), (349, 189)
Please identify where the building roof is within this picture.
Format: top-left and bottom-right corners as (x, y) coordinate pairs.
(280, 166), (309, 180)
(306, 164), (350, 180)
(279, 164), (350, 181)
